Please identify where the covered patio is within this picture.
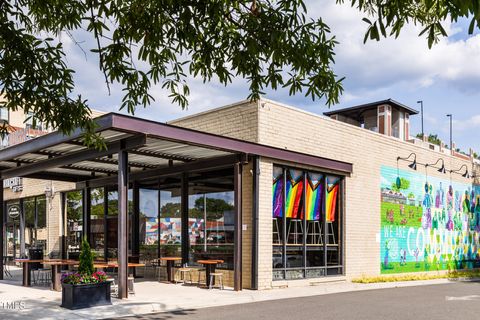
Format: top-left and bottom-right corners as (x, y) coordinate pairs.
(0, 113), (351, 298)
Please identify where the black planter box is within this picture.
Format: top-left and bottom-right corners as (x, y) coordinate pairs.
(61, 281), (112, 310)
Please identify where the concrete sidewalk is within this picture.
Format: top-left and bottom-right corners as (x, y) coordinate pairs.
(0, 267), (457, 320)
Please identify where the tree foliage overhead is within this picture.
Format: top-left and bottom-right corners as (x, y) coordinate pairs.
(0, 0), (343, 146)
(343, 0), (480, 48)
(1, 0), (477, 146)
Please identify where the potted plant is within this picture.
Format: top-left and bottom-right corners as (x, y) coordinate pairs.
(61, 239), (112, 310)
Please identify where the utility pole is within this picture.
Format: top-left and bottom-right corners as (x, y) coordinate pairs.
(417, 100), (424, 137)
(446, 114), (453, 153)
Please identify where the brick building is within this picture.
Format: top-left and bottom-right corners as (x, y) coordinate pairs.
(1, 98), (479, 294)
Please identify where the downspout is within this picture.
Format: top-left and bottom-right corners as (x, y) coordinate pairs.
(251, 156), (260, 289)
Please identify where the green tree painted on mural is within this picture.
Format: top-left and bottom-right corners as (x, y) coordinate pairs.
(391, 178), (410, 192)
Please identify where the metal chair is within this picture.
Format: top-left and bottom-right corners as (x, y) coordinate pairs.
(196, 268), (206, 285)
(107, 277), (118, 298)
(34, 268), (51, 286)
(3, 257), (12, 278)
(175, 267), (193, 284)
(209, 272), (224, 290)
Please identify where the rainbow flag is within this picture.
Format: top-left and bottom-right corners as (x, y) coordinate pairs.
(285, 170), (304, 219)
(306, 173), (323, 220)
(272, 172), (284, 218)
(326, 176), (340, 222)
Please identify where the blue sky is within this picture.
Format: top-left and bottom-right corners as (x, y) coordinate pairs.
(62, 1), (480, 153)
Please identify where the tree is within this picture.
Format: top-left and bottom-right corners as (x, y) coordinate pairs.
(1, 1), (477, 145)
(415, 133), (442, 146)
(0, 1), (342, 146)
(78, 238), (95, 275)
(391, 177), (410, 192)
(344, 0), (480, 48)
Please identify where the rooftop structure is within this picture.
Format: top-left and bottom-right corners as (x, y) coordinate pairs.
(324, 99), (418, 141)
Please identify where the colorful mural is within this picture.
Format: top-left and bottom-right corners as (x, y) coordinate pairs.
(380, 165), (480, 274)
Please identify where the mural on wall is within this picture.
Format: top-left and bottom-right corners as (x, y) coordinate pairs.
(380, 165), (480, 274)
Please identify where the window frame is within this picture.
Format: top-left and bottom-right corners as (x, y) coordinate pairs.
(272, 164), (345, 280)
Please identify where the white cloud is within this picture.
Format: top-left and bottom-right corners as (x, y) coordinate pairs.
(309, 1), (480, 95)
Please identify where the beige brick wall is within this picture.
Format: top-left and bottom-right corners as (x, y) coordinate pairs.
(170, 100), (259, 143)
(257, 100), (472, 282)
(170, 98), (474, 289)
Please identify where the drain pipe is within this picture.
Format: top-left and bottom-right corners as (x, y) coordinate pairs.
(251, 156), (260, 290)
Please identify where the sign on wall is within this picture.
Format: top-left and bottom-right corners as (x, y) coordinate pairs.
(380, 165), (480, 274)
(8, 204), (20, 219)
(3, 177), (23, 192)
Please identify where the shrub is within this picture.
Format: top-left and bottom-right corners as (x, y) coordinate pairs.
(78, 238), (95, 276)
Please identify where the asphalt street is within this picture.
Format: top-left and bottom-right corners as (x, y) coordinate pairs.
(114, 281), (480, 320)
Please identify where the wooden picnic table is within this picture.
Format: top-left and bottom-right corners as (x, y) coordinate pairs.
(159, 257), (182, 282)
(197, 259), (224, 287)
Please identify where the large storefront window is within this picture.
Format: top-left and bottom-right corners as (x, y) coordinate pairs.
(272, 165), (343, 280)
(66, 191), (83, 259)
(139, 188), (159, 262)
(22, 196), (48, 256)
(6, 202), (21, 258)
(160, 187), (181, 257)
(107, 190), (118, 259)
(90, 188), (106, 260)
(188, 170), (234, 269)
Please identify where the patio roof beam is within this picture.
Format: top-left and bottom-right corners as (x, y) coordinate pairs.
(30, 150), (157, 169)
(6, 159), (117, 175)
(77, 153), (245, 189)
(128, 149), (195, 162)
(0, 165), (91, 182)
(0, 134), (146, 180)
(0, 115), (113, 162)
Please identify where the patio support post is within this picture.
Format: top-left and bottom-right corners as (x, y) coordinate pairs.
(234, 162), (243, 291)
(118, 149), (129, 299)
(132, 182), (140, 262)
(181, 172), (189, 266)
(19, 198), (25, 258)
(0, 179), (3, 280)
(103, 187), (108, 262)
(61, 192), (67, 260)
(82, 187), (91, 244)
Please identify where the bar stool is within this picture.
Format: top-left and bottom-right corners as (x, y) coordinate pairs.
(209, 272), (224, 290)
(34, 268), (51, 286)
(128, 276), (136, 295)
(196, 268), (206, 285)
(175, 267), (193, 284)
(107, 277), (118, 297)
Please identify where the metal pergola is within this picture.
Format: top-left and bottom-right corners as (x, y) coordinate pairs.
(0, 112), (352, 298)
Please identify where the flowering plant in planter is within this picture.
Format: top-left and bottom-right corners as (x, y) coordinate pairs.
(61, 239), (112, 310)
(62, 271), (108, 285)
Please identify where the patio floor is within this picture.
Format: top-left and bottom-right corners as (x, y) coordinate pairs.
(0, 266), (455, 320)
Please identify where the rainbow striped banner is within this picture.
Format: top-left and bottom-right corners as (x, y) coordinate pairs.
(326, 176), (340, 222)
(306, 173), (323, 220)
(285, 170), (304, 219)
(272, 172), (284, 218)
